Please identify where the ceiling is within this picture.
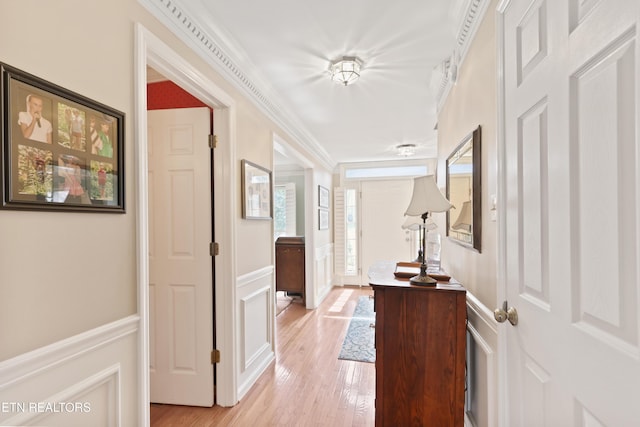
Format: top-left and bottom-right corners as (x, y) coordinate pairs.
(146, 0), (476, 168)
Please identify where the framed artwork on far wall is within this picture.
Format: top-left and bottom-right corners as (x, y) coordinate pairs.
(0, 62), (125, 212)
(241, 159), (272, 219)
(318, 208), (329, 230)
(318, 185), (330, 208)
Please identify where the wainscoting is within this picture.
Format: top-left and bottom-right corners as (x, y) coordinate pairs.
(0, 316), (139, 426)
(313, 243), (333, 307)
(236, 244), (333, 401)
(236, 266), (276, 399)
(465, 291), (499, 427)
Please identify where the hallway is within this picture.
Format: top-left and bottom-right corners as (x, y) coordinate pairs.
(150, 287), (375, 426)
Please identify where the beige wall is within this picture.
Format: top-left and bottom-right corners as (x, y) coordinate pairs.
(0, 0), (331, 359)
(437, 0), (499, 308)
(0, 0), (139, 360)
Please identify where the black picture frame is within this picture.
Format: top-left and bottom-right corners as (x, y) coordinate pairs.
(318, 208), (329, 230)
(0, 62), (125, 212)
(318, 185), (329, 208)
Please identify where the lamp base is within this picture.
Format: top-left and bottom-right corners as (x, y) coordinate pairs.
(410, 273), (437, 286)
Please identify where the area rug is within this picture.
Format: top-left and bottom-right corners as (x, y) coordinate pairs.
(338, 296), (376, 363)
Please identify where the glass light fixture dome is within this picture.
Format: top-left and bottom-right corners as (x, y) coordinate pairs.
(330, 56), (363, 86)
(396, 144), (417, 157)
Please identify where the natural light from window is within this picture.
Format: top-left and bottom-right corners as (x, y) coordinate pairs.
(344, 165), (428, 179)
(345, 188), (358, 275)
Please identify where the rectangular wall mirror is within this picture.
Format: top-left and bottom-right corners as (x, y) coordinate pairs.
(446, 125), (481, 252)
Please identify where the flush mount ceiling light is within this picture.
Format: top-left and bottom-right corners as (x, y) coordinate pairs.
(396, 144), (417, 157)
(330, 56), (363, 86)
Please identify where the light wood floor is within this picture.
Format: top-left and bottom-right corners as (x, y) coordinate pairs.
(150, 286), (376, 426)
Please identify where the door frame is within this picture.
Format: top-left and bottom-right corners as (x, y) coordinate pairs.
(134, 23), (239, 426)
(272, 134), (317, 308)
(495, 2), (510, 426)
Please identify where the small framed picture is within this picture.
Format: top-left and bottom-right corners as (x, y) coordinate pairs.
(0, 62), (125, 212)
(318, 185), (329, 208)
(241, 159), (272, 219)
(318, 208), (329, 230)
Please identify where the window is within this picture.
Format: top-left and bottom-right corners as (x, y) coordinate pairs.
(344, 188), (358, 275)
(274, 183), (296, 239)
(344, 165), (428, 180)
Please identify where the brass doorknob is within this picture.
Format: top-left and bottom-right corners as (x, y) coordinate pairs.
(494, 301), (518, 326)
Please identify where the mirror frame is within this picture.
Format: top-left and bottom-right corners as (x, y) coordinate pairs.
(446, 125), (481, 252)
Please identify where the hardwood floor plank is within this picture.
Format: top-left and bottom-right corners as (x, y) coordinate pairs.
(151, 286), (375, 426)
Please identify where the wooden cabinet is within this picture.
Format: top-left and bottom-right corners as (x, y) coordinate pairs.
(275, 236), (305, 302)
(369, 261), (466, 427)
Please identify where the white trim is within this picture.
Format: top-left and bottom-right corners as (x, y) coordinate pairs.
(304, 168), (317, 309)
(135, 23), (239, 421)
(495, 2), (510, 426)
(4, 364), (122, 426)
(133, 25), (151, 427)
(240, 286), (275, 371)
(237, 266), (275, 288)
(235, 270), (276, 400)
(465, 290), (499, 427)
(0, 315), (137, 390)
(273, 133), (314, 170)
(466, 290), (498, 335)
(271, 133), (318, 309)
(137, 0), (335, 172)
(434, 0), (492, 110)
(314, 243), (334, 306)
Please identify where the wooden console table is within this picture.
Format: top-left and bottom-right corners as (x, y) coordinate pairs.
(275, 236), (305, 302)
(369, 260), (467, 427)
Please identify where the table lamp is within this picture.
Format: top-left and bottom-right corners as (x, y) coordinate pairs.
(401, 216), (437, 263)
(404, 175), (453, 285)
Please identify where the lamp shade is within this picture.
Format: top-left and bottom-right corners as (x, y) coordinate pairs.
(401, 216), (437, 231)
(452, 200), (472, 231)
(404, 175), (452, 216)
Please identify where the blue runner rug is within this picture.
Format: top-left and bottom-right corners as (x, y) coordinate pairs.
(338, 296), (376, 363)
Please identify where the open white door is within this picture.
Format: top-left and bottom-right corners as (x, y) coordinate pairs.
(500, 0), (639, 424)
(148, 107), (214, 406)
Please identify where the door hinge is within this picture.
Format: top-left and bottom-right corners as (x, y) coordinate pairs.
(211, 349), (220, 364)
(210, 242), (219, 256)
(208, 134), (218, 149)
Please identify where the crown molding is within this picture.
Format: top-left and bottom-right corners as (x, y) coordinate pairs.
(434, 0), (491, 111)
(137, 0), (336, 171)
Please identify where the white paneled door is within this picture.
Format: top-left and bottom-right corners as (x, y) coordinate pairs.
(500, 0), (639, 425)
(148, 107), (214, 406)
(360, 179), (416, 283)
